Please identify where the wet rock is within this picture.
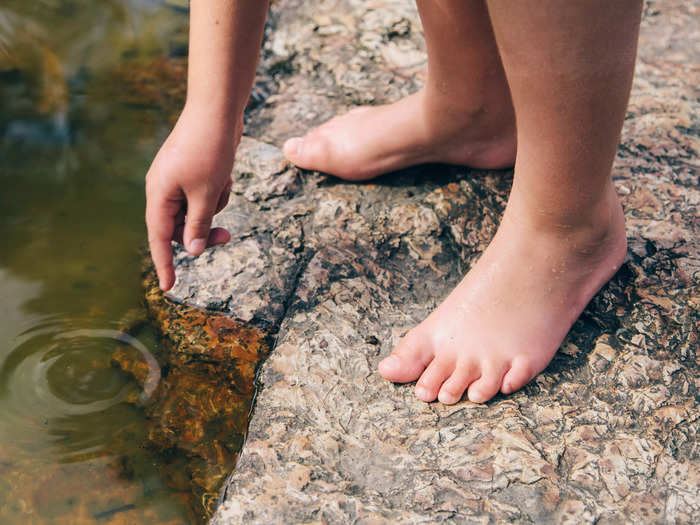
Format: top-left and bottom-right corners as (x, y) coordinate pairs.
(114, 276), (270, 522)
(145, 0), (698, 522)
(166, 137), (312, 328)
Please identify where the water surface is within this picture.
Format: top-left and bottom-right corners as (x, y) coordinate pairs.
(0, 1), (199, 522)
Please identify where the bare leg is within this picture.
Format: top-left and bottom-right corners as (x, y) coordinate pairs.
(379, 0), (642, 404)
(283, 0), (515, 180)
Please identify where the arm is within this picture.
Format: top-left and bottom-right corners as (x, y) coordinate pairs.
(145, 0), (269, 290)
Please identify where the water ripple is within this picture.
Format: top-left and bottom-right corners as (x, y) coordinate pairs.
(0, 317), (160, 463)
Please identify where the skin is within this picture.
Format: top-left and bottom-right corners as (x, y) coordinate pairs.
(283, 0), (516, 179)
(145, 0), (269, 291)
(145, 0), (643, 404)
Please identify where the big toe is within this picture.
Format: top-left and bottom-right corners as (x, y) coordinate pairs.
(283, 130), (334, 172)
(378, 331), (430, 383)
(283, 136), (303, 160)
(378, 354), (426, 384)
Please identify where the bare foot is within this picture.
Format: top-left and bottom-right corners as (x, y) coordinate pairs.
(378, 186), (627, 404)
(283, 89), (516, 181)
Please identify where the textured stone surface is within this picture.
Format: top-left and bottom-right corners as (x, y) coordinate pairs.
(156, 0), (698, 523)
(166, 137), (309, 329)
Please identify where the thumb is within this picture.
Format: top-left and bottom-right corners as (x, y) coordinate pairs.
(183, 191), (217, 256)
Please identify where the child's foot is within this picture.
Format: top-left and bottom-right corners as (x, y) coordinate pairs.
(283, 89), (516, 181)
(378, 186), (627, 404)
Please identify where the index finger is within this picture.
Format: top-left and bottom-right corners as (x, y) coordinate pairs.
(146, 194), (180, 291)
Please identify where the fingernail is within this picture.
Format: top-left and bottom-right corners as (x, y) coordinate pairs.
(189, 238), (206, 254)
(284, 137), (303, 157)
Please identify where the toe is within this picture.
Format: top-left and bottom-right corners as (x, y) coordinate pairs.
(468, 361), (508, 404)
(283, 128), (334, 172)
(501, 356), (536, 395)
(283, 137), (303, 159)
(438, 360), (480, 405)
(347, 106), (371, 116)
(378, 329), (432, 383)
(415, 358), (454, 402)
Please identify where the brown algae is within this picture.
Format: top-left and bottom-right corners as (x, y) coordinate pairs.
(112, 268), (271, 521)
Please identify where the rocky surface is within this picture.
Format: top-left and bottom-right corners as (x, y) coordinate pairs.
(149, 0), (698, 523)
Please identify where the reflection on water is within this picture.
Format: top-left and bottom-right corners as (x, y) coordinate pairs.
(0, 0), (200, 523)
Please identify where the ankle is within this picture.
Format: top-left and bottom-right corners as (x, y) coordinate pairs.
(414, 87), (516, 169)
(505, 184), (626, 250)
(421, 84), (515, 133)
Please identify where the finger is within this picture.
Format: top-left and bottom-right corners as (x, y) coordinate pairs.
(172, 223), (185, 245)
(173, 208), (186, 228)
(183, 191), (218, 256)
(175, 227), (228, 249)
(146, 195), (181, 291)
(207, 227), (231, 247)
(170, 208), (186, 245)
(215, 187), (231, 214)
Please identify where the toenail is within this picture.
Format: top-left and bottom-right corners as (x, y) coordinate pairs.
(439, 391), (457, 404)
(468, 389), (485, 404)
(415, 385), (430, 400)
(380, 355), (400, 371)
(284, 137), (303, 156)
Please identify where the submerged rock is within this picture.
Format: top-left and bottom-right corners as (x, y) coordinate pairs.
(114, 275), (270, 522)
(144, 0), (698, 522)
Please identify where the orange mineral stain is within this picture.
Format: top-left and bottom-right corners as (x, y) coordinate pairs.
(112, 268), (271, 521)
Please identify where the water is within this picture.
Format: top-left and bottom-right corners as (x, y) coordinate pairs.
(0, 1), (201, 522)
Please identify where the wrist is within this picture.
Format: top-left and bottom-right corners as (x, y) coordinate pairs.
(180, 99), (243, 137)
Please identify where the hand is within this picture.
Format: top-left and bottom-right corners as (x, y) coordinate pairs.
(145, 104), (240, 291)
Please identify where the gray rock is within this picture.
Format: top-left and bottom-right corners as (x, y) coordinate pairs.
(167, 137), (310, 328)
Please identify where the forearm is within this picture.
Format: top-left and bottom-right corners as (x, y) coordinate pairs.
(185, 0), (269, 127)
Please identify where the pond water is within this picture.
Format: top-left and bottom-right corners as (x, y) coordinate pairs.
(0, 1), (204, 523)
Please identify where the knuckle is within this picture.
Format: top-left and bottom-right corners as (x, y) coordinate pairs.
(187, 217), (212, 230)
